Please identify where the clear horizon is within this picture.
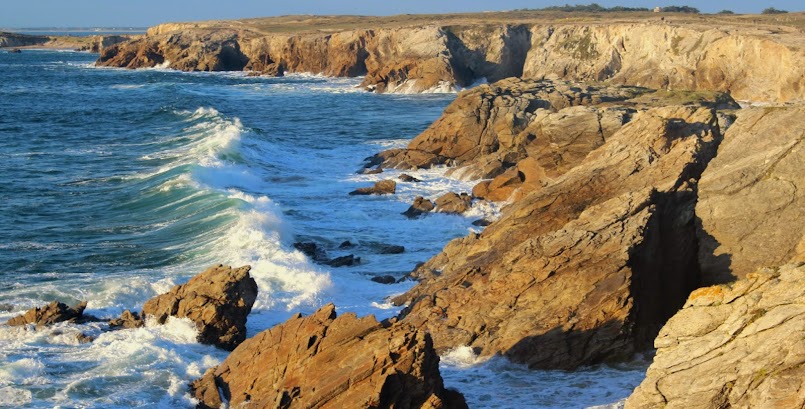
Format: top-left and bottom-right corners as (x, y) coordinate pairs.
(0, 0), (802, 28)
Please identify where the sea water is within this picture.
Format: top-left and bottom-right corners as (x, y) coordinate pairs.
(0, 49), (647, 408)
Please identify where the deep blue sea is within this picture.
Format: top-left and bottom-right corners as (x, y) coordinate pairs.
(0, 49), (646, 408)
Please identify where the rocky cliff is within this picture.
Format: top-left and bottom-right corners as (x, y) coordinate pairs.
(0, 32), (49, 48)
(625, 263), (805, 409)
(95, 13), (805, 101)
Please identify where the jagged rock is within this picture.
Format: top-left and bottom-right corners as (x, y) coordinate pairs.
(76, 333), (95, 344)
(338, 240), (354, 249)
(434, 192), (472, 214)
(626, 264), (805, 409)
(395, 105), (723, 369)
(7, 301), (88, 328)
(367, 149), (445, 170)
(696, 106), (805, 284)
(293, 241), (329, 263)
(327, 254), (360, 267)
(190, 304), (468, 409)
(141, 264), (257, 350)
(399, 174), (421, 183)
(402, 196), (435, 218)
(108, 310), (144, 329)
(371, 275), (397, 284)
(349, 180), (396, 195)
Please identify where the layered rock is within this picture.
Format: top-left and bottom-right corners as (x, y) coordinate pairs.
(697, 106), (805, 284)
(394, 105), (723, 368)
(94, 15), (805, 101)
(191, 304), (467, 409)
(6, 301), (88, 327)
(626, 263), (805, 409)
(142, 264), (257, 350)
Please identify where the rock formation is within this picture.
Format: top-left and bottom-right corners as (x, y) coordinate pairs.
(626, 263), (805, 409)
(191, 304), (467, 409)
(108, 309), (145, 329)
(394, 103), (724, 369)
(349, 180), (397, 195)
(6, 301), (88, 328)
(434, 192), (472, 214)
(142, 264), (257, 350)
(696, 106), (805, 284)
(94, 14), (805, 101)
(403, 196), (436, 218)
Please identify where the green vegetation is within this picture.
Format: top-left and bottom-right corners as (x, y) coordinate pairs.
(515, 3), (650, 12)
(717, 10), (735, 15)
(662, 6), (700, 13)
(558, 31), (600, 60)
(762, 7), (788, 14)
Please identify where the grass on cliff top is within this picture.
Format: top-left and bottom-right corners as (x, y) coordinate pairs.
(222, 11), (805, 35)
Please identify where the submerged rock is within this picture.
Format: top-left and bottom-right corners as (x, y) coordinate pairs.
(626, 263), (805, 409)
(108, 309), (144, 329)
(371, 275), (397, 284)
(191, 304), (467, 409)
(399, 173), (421, 183)
(349, 180), (397, 195)
(7, 301), (88, 328)
(326, 254), (360, 267)
(141, 264), (257, 350)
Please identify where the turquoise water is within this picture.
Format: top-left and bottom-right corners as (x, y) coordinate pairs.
(0, 50), (645, 408)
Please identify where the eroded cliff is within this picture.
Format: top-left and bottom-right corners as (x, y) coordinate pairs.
(95, 13), (805, 101)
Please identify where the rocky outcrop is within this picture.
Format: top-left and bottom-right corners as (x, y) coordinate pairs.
(78, 35), (131, 53)
(349, 180), (397, 195)
(108, 309), (145, 329)
(6, 301), (88, 327)
(403, 196), (436, 218)
(94, 16), (805, 101)
(697, 106), (805, 284)
(0, 32), (49, 48)
(434, 192), (472, 214)
(191, 304), (467, 409)
(394, 104), (723, 369)
(626, 263), (805, 409)
(142, 264), (257, 350)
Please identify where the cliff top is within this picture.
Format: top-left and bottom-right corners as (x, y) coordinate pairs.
(148, 11), (805, 43)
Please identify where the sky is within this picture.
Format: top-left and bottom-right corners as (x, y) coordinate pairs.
(0, 0), (802, 28)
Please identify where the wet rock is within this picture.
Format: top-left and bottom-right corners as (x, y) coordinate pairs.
(399, 173), (421, 182)
(76, 333), (95, 344)
(349, 180), (396, 195)
(338, 240), (354, 249)
(367, 148), (445, 170)
(626, 264), (805, 409)
(327, 254), (360, 267)
(141, 264), (257, 350)
(360, 167), (384, 175)
(371, 275), (397, 284)
(109, 310), (144, 329)
(435, 192), (472, 214)
(7, 301), (88, 328)
(471, 219), (492, 227)
(293, 241), (329, 263)
(696, 105), (805, 284)
(10, 48), (22, 54)
(378, 245), (405, 254)
(190, 304), (467, 409)
(402, 196), (435, 218)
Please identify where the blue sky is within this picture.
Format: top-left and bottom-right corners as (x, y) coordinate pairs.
(1, 1), (802, 28)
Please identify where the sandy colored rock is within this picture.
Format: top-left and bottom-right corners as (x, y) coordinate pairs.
(108, 309), (145, 329)
(6, 301), (88, 328)
(142, 264), (257, 350)
(697, 106), (805, 284)
(403, 196), (436, 218)
(395, 105), (723, 368)
(349, 179), (397, 195)
(191, 304), (467, 409)
(626, 263), (805, 409)
(434, 192), (472, 214)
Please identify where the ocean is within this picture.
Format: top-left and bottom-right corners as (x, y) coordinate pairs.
(0, 49), (647, 408)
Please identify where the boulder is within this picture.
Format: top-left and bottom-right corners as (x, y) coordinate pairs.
(402, 196), (435, 218)
(142, 264), (257, 350)
(395, 105), (723, 369)
(379, 245), (405, 254)
(327, 254), (360, 267)
(7, 301), (88, 328)
(190, 304), (468, 409)
(371, 275), (397, 284)
(696, 106), (805, 284)
(626, 263), (805, 409)
(434, 192), (472, 214)
(108, 310), (145, 329)
(349, 180), (397, 195)
(366, 149), (445, 170)
(399, 174), (421, 183)
(293, 241), (329, 263)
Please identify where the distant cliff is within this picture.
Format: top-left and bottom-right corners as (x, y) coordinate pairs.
(96, 13), (805, 101)
(0, 32), (49, 48)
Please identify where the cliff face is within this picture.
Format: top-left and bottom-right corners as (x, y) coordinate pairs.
(96, 18), (805, 101)
(0, 32), (49, 48)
